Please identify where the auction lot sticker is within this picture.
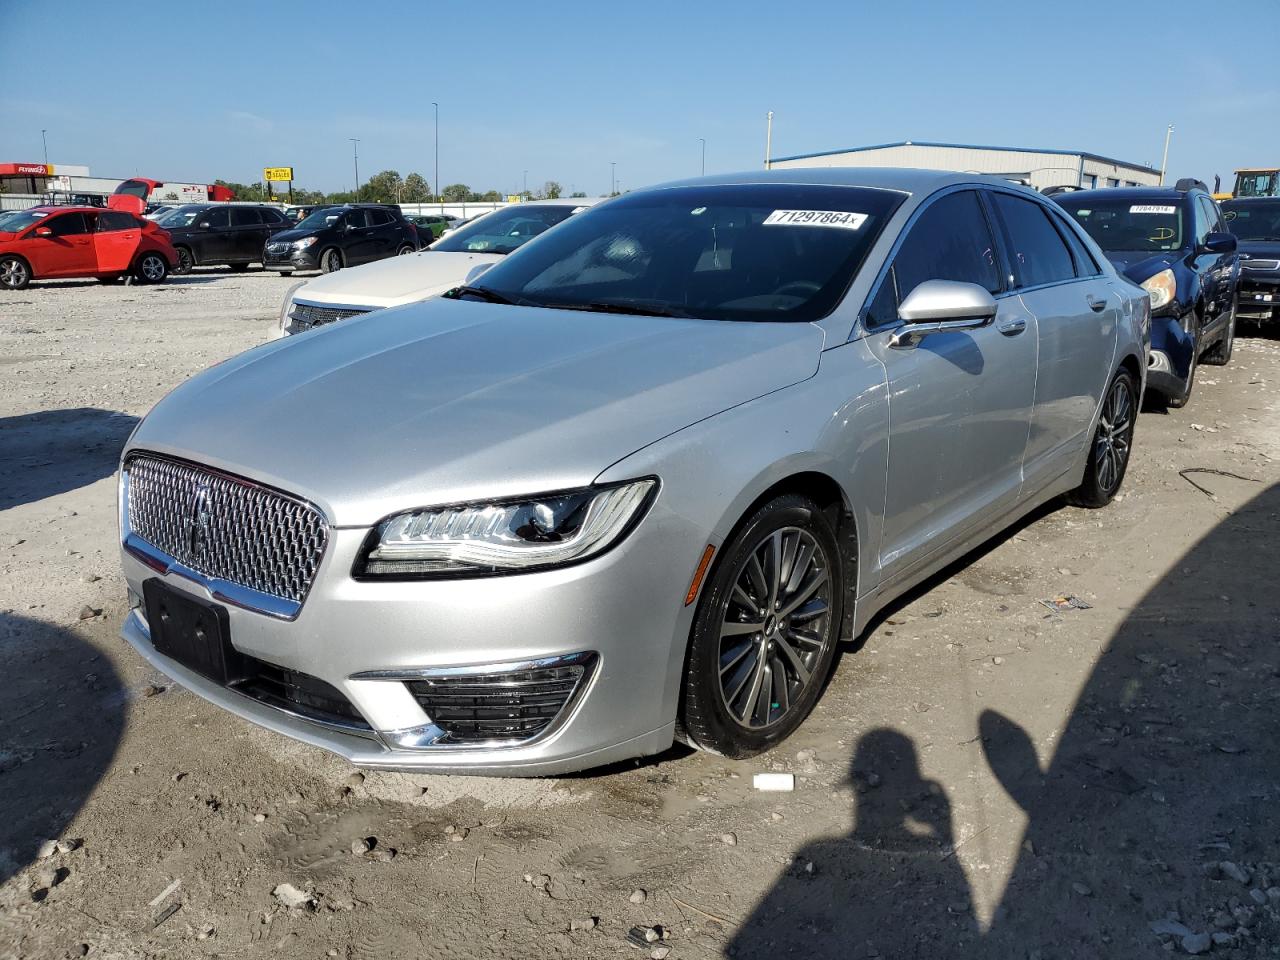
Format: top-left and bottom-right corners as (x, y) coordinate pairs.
(1130, 205), (1177, 214)
(764, 210), (868, 230)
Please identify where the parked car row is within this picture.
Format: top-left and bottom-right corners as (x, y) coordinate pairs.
(120, 168), (1153, 775)
(0, 206), (176, 289)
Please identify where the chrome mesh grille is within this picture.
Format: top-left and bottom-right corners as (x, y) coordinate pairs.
(125, 454), (327, 604)
(289, 302), (370, 331)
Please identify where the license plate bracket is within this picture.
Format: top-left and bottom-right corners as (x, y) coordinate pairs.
(144, 579), (241, 685)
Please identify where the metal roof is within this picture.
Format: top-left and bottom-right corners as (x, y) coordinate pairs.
(770, 140), (1159, 175)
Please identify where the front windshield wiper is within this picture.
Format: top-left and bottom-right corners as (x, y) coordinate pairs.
(445, 285), (522, 305)
(536, 299), (693, 319)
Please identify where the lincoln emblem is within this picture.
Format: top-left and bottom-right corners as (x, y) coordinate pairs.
(188, 482), (212, 559)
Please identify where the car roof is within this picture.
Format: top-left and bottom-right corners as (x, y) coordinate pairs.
(1221, 196), (1280, 204)
(644, 167), (1033, 196)
(1055, 186), (1195, 202)
(29, 205), (102, 214)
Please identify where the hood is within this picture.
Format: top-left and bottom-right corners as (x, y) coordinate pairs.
(1103, 251), (1178, 285)
(0, 232), (16, 242)
(291, 251), (503, 310)
(128, 299), (825, 527)
(1239, 240), (1280, 264)
(266, 226), (323, 244)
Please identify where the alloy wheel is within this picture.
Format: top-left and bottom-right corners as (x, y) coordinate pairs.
(1, 258), (28, 288)
(717, 527), (833, 729)
(1094, 375), (1133, 493)
(141, 255), (165, 282)
(177, 249), (193, 274)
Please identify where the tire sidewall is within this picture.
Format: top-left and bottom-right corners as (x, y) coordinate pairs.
(321, 249), (342, 273)
(136, 253), (167, 284)
(683, 496), (844, 758)
(174, 247), (194, 274)
(1, 256), (30, 290)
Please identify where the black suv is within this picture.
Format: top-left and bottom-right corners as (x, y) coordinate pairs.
(262, 204), (418, 275)
(162, 203), (292, 274)
(1054, 181), (1239, 407)
(1221, 197), (1280, 326)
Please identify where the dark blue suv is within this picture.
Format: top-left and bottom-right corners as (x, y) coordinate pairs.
(1053, 182), (1238, 407)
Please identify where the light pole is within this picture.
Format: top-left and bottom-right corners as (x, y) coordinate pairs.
(765, 111), (774, 170)
(523, 169), (528, 196)
(41, 129), (48, 168)
(610, 161), (616, 196)
(432, 102), (439, 206)
(349, 138), (361, 198)
(699, 138), (705, 176)
(1159, 123), (1174, 186)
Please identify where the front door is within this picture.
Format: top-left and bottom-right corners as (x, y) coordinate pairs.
(29, 211), (97, 277)
(987, 191), (1119, 487)
(94, 210), (142, 274)
(862, 189), (1038, 585)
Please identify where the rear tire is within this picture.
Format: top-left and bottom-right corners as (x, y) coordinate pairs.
(1067, 368), (1137, 509)
(680, 494), (844, 759)
(173, 247), (194, 275)
(0, 255), (31, 290)
(320, 248), (342, 274)
(134, 252), (168, 284)
(397, 244), (415, 256)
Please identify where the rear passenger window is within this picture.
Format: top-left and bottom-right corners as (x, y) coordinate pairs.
(368, 209), (394, 226)
(991, 194), (1076, 287)
(1052, 214), (1101, 277)
(891, 191), (1002, 303)
(260, 208), (284, 224)
(97, 211), (136, 232)
(231, 207), (262, 226)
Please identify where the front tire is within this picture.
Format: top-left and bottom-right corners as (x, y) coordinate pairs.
(1202, 298), (1236, 366)
(320, 248), (342, 274)
(680, 494), (843, 758)
(0, 255), (31, 290)
(1166, 311), (1200, 408)
(134, 252), (168, 284)
(1067, 368), (1137, 508)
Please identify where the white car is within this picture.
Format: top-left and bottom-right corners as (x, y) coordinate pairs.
(278, 199), (601, 335)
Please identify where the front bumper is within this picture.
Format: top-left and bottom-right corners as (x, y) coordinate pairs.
(1237, 272), (1280, 320)
(263, 245), (320, 271)
(118, 489), (703, 775)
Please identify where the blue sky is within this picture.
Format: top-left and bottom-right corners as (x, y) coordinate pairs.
(2, 0), (1276, 196)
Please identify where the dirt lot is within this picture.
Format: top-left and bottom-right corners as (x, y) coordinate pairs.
(1, 271), (1278, 960)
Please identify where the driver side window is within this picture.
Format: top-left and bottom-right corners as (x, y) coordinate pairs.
(865, 190), (1001, 327)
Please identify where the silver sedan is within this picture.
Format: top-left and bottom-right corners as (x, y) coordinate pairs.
(118, 169), (1148, 774)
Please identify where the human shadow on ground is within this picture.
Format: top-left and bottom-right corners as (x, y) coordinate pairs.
(0, 407), (138, 510)
(0, 613), (125, 884)
(730, 482), (1280, 958)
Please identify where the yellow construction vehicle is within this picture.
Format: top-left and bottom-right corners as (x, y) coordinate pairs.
(1213, 168), (1280, 201)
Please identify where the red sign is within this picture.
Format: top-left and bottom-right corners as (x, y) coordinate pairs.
(0, 163), (51, 176)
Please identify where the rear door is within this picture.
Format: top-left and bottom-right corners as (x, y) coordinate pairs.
(30, 211), (96, 277)
(989, 191), (1118, 489)
(229, 207), (266, 261)
(94, 210), (142, 274)
(863, 188), (1039, 585)
(367, 208), (398, 259)
(198, 206), (234, 262)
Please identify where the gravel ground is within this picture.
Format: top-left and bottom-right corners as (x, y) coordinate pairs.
(1, 271), (1279, 959)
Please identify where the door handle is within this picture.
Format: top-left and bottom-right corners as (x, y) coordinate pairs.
(1086, 294), (1108, 313)
(997, 316), (1027, 336)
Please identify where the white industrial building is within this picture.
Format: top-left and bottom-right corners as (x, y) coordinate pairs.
(768, 140), (1162, 191)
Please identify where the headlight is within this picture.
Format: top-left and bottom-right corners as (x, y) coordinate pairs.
(278, 279), (307, 335)
(357, 479), (657, 577)
(1140, 268), (1176, 312)
(293, 237), (318, 249)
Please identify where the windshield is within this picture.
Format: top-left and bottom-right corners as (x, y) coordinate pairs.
(432, 204), (580, 254)
(296, 207), (343, 230)
(1222, 201), (1280, 241)
(1056, 198), (1185, 252)
(1234, 172), (1278, 199)
(0, 209), (51, 233)
(153, 205), (207, 227)
(462, 184), (904, 322)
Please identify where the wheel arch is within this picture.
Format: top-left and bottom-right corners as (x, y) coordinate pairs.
(0, 252), (34, 282)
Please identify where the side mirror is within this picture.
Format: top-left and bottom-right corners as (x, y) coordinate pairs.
(898, 279), (998, 323)
(1201, 232), (1237, 254)
(197, 221), (211, 230)
(34, 226), (52, 237)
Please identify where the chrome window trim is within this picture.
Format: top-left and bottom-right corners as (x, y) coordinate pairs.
(120, 455), (331, 621)
(353, 651), (599, 752)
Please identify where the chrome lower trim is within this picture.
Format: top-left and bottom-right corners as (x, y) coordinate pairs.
(123, 531), (302, 620)
(353, 652), (599, 752)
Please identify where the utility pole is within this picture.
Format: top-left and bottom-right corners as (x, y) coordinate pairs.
(610, 161), (616, 197)
(699, 138), (706, 176)
(523, 169), (528, 196)
(765, 112), (774, 170)
(1159, 124), (1174, 186)
(41, 129), (48, 168)
(432, 102), (439, 207)
(349, 138), (361, 198)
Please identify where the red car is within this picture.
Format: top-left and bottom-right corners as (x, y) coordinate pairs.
(0, 206), (178, 290)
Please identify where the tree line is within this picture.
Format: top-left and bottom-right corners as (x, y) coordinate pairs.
(215, 171), (589, 205)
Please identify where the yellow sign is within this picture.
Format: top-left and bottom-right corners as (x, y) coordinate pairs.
(263, 167), (294, 182)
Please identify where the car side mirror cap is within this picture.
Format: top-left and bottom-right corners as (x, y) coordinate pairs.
(34, 226), (52, 237)
(1201, 232), (1237, 254)
(898, 279), (998, 323)
(197, 221), (211, 229)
